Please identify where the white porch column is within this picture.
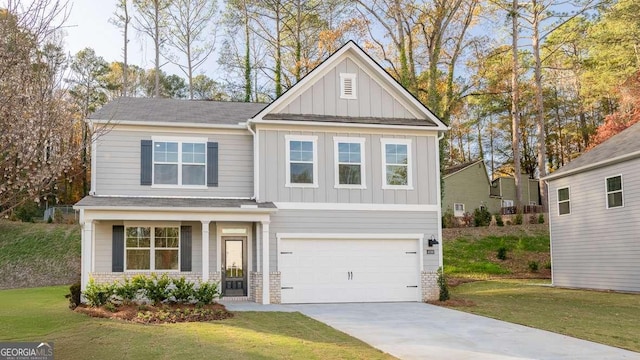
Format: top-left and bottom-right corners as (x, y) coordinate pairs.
(80, 220), (93, 292)
(201, 221), (210, 282)
(261, 220), (270, 304)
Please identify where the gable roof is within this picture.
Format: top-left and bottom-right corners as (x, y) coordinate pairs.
(88, 97), (267, 126)
(544, 121), (640, 181)
(251, 41), (448, 130)
(443, 160), (485, 177)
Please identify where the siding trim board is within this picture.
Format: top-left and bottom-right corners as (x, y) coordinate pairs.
(274, 202), (439, 212)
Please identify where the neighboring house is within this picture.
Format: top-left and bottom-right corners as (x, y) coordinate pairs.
(74, 41), (449, 304)
(490, 175), (541, 214)
(544, 122), (640, 293)
(442, 160), (501, 216)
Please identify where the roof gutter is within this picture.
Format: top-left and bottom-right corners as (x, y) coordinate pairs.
(90, 119), (247, 130)
(246, 119), (258, 201)
(543, 149), (640, 181)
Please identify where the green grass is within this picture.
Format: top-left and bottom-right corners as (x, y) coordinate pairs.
(450, 280), (640, 352)
(0, 286), (394, 360)
(0, 221), (81, 289)
(444, 234), (550, 277)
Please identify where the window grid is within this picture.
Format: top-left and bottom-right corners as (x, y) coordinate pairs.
(606, 175), (623, 209)
(153, 141), (206, 186)
(557, 187), (570, 215)
(382, 139), (411, 188)
(285, 135), (318, 187)
(336, 139), (365, 187)
(125, 226), (180, 271)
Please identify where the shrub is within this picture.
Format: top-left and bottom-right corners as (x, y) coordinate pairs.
(66, 282), (82, 309)
(442, 209), (456, 228)
(171, 277), (195, 304)
(437, 267), (449, 301)
(528, 213), (538, 224)
(497, 247), (508, 260)
(543, 261), (552, 269)
(113, 277), (140, 304)
(104, 302), (117, 312)
(83, 279), (113, 307)
(47, 215), (53, 223)
(495, 213), (504, 227)
(528, 261), (539, 272)
(461, 212), (473, 227)
(143, 273), (172, 305)
(514, 213), (523, 225)
(14, 202), (41, 222)
(538, 213), (545, 224)
(194, 281), (220, 305)
(473, 207), (492, 227)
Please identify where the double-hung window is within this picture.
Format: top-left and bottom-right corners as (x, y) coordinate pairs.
(153, 138), (206, 186)
(334, 137), (365, 188)
(381, 139), (412, 189)
(557, 187), (570, 215)
(454, 203), (465, 217)
(606, 175), (624, 208)
(125, 226), (180, 271)
(286, 135), (318, 187)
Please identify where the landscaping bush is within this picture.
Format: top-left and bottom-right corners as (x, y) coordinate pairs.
(113, 277), (141, 304)
(13, 202), (41, 223)
(473, 207), (492, 227)
(143, 273), (172, 305)
(528, 261), (539, 272)
(497, 247), (508, 260)
(442, 209), (456, 228)
(66, 282), (82, 309)
(514, 213), (523, 225)
(171, 277), (195, 303)
(194, 281), (220, 305)
(83, 279), (113, 307)
(495, 213), (504, 227)
(538, 213), (545, 224)
(437, 267), (449, 301)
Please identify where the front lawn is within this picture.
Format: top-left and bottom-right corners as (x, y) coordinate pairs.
(0, 286), (394, 360)
(450, 280), (640, 352)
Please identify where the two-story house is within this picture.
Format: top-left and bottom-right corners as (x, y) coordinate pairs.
(74, 41), (449, 304)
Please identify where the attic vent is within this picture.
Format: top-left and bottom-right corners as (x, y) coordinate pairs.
(340, 73), (357, 99)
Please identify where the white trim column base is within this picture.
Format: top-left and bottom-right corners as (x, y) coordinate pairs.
(261, 221), (270, 304)
(201, 221), (210, 282)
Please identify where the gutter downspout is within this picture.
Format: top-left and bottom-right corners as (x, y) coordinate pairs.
(246, 120), (258, 201)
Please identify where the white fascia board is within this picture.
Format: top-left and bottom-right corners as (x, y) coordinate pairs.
(543, 150), (640, 182)
(274, 202), (439, 212)
(250, 119), (447, 132)
(90, 118), (247, 130)
(276, 233), (425, 240)
(74, 205), (276, 213)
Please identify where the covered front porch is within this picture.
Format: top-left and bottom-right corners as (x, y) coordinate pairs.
(74, 196), (279, 304)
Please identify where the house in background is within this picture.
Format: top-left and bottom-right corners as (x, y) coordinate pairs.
(490, 175), (541, 214)
(544, 122), (640, 293)
(74, 41), (449, 304)
(442, 160), (501, 216)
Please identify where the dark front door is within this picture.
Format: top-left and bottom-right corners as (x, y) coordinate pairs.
(222, 237), (247, 297)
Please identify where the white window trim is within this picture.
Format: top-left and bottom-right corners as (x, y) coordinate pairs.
(151, 136), (208, 189)
(124, 225), (181, 272)
(454, 203), (465, 217)
(333, 137), (366, 189)
(380, 138), (413, 190)
(605, 174), (624, 209)
(557, 186), (571, 216)
(339, 73), (357, 100)
(285, 135), (318, 188)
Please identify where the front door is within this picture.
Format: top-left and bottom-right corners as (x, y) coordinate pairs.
(222, 236), (247, 297)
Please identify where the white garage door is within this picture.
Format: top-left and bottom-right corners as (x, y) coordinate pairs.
(279, 238), (421, 304)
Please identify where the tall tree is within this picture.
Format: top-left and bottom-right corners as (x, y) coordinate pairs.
(166, 0), (217, 99)
(109, 0), (132, 97)
(132, 0), (170, 98)
(510, 0), (524, 208)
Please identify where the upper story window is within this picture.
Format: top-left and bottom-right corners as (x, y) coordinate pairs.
(334, 137), (366, 189)
(153, 138), (206, 187)
(381, 138), (412, 189)
(285, 135), (318, 187)
(606, 175), (623, 208)
(125, 226), (180, 271)
(557, 187), (570, 215)
(340, 73), (357, 99)
(454, 203), (465, 217)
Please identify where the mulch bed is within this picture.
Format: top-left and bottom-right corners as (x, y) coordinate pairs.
(75, 303), (233, 324)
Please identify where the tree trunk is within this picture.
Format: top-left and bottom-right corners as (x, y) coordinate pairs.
(123, 0), (129, 97)
(511, 0), (523, 210)
(154, 1), (160, 98)
(532, 0), (547, 211)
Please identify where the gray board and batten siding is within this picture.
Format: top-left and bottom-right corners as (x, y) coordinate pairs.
(94, 129), (254, 198)
(274, 57), (421, 120)
(267, 210), (440, 273)
(257, 129), (439, 205)
(548, 159), (640, 292)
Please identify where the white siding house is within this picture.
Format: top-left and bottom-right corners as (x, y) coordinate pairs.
(544, 122), (640, 293)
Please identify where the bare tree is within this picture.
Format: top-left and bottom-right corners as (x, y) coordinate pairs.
(166, 0), (218, 99)
(132, 0), (170, 98)
(511, 0), (524, 209)
(109, 0), (132, 97)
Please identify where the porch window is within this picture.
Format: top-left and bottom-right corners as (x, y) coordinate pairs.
(606, 175), (623, 208)
(558, 187), (570, 215)
(285, 135), (318, 187)
(381, 139), (412, 189)
(334, 137), (365, 188)
(125, 226), (179, 271)
(153, 140), (206, 186)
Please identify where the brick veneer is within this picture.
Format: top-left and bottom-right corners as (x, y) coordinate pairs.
(421, 271), (439, 301)
(91, 271), (221, 285)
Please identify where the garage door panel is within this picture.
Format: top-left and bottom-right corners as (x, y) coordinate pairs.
(280, 238), (420, 304)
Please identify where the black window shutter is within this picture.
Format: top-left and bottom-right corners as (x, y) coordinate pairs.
(140, 140), (153, 185)
(112, 225), (125, 272)
(180, 226), (192, 272)
(207, 142), (219, 187)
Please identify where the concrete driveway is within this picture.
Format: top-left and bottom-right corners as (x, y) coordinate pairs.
(224, 301), (640, 360)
